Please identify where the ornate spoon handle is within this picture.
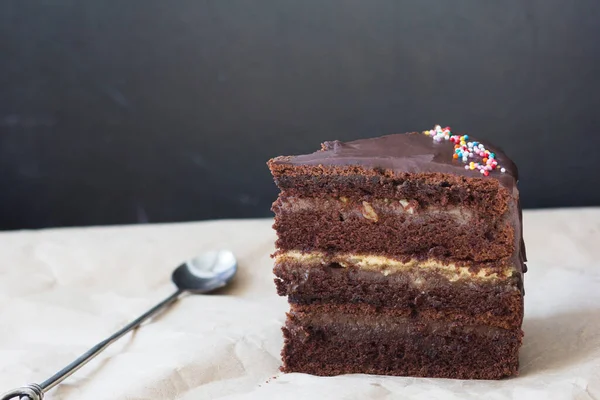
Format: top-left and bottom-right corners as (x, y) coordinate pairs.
(0, 384), (43, 400)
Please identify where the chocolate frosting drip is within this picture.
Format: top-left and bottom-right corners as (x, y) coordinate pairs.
(272, 131), (526, 277)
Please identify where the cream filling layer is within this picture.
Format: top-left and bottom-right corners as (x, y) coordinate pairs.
(276, 250), (514, 282)
(290, 310), (509, 337)
(276, 196), (474, 224)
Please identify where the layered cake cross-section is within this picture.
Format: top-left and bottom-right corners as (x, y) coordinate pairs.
(268, 126), (527, 379)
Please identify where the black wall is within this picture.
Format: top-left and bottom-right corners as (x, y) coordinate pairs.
(1, 1), (600, 230)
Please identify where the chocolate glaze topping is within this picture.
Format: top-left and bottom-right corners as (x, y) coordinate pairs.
(273, 132), (518, 191)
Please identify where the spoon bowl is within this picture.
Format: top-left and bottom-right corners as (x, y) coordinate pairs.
(172, 250), (238, 293)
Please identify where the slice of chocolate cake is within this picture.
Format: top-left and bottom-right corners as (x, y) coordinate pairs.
(268, 125), (526, 380)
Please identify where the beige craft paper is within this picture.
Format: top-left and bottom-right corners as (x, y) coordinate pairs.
(1, 210), (599, 399)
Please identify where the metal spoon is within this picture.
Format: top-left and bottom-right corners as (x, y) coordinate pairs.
(1, 250), (238, 400)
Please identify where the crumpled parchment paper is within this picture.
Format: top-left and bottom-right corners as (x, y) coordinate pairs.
(1, 209), (599, 399)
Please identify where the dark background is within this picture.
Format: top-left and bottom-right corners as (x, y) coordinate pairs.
(1, 1), (599, 230)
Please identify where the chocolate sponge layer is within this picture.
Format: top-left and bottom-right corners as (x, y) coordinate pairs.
(274, 204), (515, 262)
(282, 309), (522, 379)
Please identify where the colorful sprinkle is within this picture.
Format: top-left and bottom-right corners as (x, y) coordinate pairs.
(423, 125), (505, 177)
